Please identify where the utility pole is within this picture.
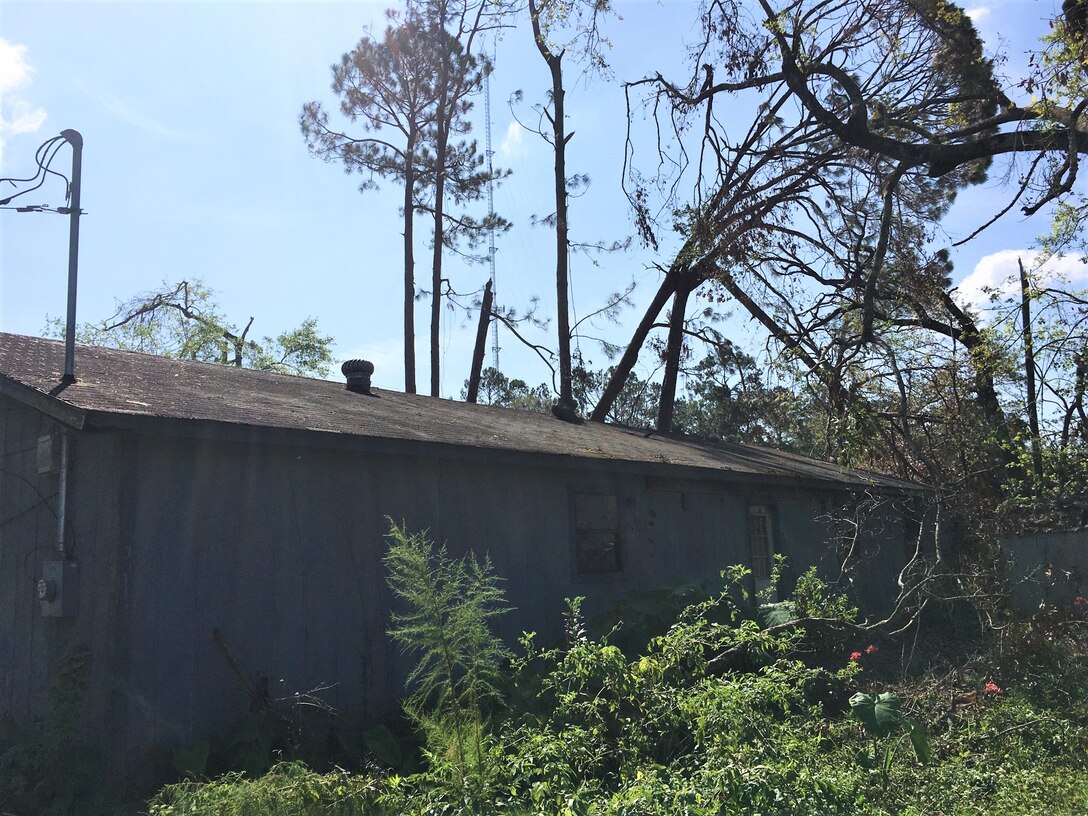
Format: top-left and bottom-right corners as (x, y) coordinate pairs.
(61, 129), (83, 384)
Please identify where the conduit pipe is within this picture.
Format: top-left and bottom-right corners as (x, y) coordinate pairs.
(56, 429), (69, 555)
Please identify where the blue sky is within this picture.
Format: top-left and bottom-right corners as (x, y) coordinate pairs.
(1, 0), (1083, 397)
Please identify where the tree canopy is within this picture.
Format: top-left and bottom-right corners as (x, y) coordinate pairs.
(46, 279), (335, 378)
(302, 1), (509, 396)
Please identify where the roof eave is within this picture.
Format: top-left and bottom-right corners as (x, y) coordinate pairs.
(79, 409), (918, 494)
(0, 374), (86, 429)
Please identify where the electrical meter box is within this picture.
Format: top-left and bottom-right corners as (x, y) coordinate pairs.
(38, 561), (79, 617)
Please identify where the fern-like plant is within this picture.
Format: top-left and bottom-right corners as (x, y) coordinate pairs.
(383, 520), (511, 784)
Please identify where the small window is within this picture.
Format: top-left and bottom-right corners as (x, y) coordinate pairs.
(575, 493), (621, 574)
(749, 504), (775, 593)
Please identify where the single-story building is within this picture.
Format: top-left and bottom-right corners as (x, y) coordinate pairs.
(0, 331), (918, 786)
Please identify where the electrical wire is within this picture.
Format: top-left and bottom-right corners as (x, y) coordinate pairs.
(0, 135), (69, 205)
(0, 135), (63, 188)
(35, 138), (70, 197)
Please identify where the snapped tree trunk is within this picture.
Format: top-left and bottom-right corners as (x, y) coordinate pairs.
(466, 279), (493, 403)
(530, 0), (573, 406)
(550, 53), (573, 405)
(657, 280), (693, 433)
(591, 269), (681, 422)
(1019, 257), (1044, 485)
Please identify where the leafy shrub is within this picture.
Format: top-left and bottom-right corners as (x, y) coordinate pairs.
(384, 520), (511, 787)
(792, 566), (858, 622)
(147, 761), (380, 816)
(589, 580), (710, 656)
(147, 552), (1088, 816)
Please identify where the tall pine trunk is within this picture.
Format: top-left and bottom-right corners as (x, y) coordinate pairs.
(530, 0), (573, 407)
(430, 53), (451, 398)
(404, 132), (418, 394)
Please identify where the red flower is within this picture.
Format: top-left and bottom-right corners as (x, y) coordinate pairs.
(865, 644), (878, 655)
(1075, 596), (1087, 607)
(850, 651), (863, 662)
(983, 682), (1003, 694)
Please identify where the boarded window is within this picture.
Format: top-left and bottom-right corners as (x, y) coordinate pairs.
(575, 493), (621, 574)
(749, 504), (775, 585)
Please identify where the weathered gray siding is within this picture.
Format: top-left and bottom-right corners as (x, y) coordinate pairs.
(1, 398), (128, 771)
(1003, 529), (1087, 614)
(0, 397), (57, 725)
(1, 398), (910, 788)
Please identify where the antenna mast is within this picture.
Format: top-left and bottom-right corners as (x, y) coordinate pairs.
(484, 39), (500, 372)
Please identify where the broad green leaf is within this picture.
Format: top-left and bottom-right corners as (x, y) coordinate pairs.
(904, 716), (932, 764)
(849, 691), (903, 737)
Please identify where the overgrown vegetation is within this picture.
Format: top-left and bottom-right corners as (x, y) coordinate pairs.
(383, 520), (511, 788)
(0, 645), (108, 816)
(145, 525), (1088, 816)
(149, 762), (380, 816)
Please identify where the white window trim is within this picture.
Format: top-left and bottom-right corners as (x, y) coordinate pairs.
(749, 504), (776, 600)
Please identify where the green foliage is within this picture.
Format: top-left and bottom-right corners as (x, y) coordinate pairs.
(462, 367), (552, 412)
(168, 689), (381, 785)
(850, 691), (931, 784)
(148, 555), (1088, 816)
(147, 761), (381, 816)
(45, 278), (334, 377)
(791, 567), (858, 622)
(482, 584), (865, 816)
(361, 724), (404, 770)
(571, 362), (661, 429)
(848, 691), (900, 739)
(758, 599), (799, 628)
(588, 580), (709, 655)
(384, 521), (511, 785)
(671, 343), (823, 451)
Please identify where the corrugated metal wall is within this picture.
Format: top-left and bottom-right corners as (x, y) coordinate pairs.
(1, 394), (909, 787)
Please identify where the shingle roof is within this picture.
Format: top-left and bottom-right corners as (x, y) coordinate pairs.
(0, 332), (913, 490)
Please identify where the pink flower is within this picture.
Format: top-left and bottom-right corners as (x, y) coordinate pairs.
(983, 682), (1003, 694)
(1075, 596), (1087, 607)
(850, 651), (863, 662)
(865, 644), (879, 655)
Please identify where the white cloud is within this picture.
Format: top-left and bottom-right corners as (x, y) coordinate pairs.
(966, 6), (990, 22)
(500, 121), (525, 159)
(0, 38), (46, 168)
(955, 249), (1088, 313)
(1, 100), (47, 134)
(0, 38), (33, 90)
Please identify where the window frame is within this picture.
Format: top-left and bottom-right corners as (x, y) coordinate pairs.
(570, 490), (623, 578)
(747, 503), (777, 598)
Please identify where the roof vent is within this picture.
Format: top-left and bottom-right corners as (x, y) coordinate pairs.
(551, 396), (582, 424)
(341, 359), (375, 394)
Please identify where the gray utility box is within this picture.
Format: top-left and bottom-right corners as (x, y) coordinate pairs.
(38, 561), (79, 617)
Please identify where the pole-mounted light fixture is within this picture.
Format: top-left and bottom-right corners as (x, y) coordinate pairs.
(0, 129), (85, 383)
